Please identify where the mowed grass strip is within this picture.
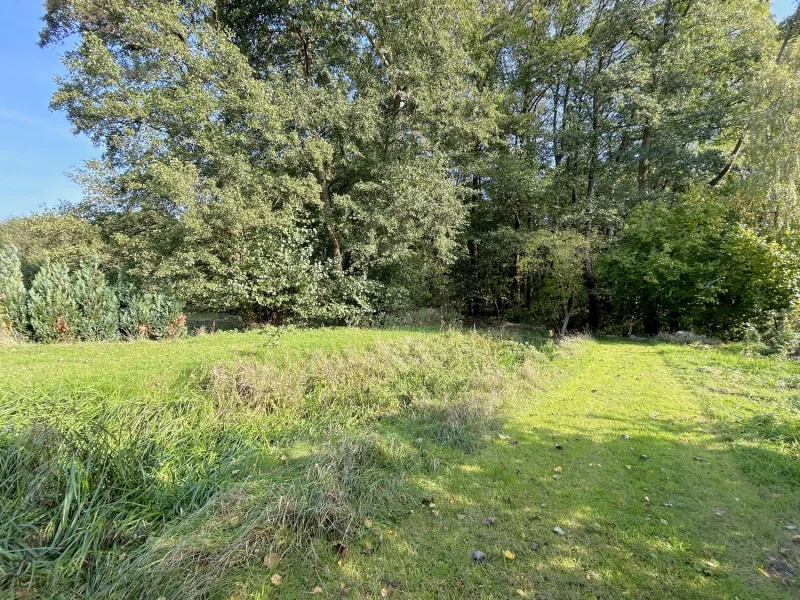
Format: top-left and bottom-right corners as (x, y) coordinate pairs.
(1, 332), (798, 599)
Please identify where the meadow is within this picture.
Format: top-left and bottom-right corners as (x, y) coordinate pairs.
(1, 328), (798, 599)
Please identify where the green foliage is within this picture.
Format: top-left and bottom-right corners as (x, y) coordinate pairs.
(41, 0), (487, 322)
(0, 212), (110, 283)
(72, 261), (120, 341)
(27, 260), (80, 342)
(599, 192), (800, 336)
(119, 291), (186, 340)
(34, 0), (800, 333)
(0, 244), (27, 334)
(522, 230), (594, 335)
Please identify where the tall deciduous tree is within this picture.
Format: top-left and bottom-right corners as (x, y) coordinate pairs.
(42, 0), (493, 321)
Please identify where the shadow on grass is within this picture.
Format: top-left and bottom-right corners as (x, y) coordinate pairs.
(212, 410), (800, 600)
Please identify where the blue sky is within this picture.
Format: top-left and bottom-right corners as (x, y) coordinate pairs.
(0, 1), (797, 219)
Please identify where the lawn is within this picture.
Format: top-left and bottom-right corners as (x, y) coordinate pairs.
(1, 329), (798, 599)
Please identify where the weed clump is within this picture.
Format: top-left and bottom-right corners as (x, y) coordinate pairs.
(204, 333), (544, 447)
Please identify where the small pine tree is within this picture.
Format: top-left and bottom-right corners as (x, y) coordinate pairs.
(28, 260), (80, 342)
(120, 291), (186, 340)
(73, 261), (120, 341)
(0, 244), (28, 335)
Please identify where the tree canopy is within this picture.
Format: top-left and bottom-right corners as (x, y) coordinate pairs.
(26, 0), (800, 335)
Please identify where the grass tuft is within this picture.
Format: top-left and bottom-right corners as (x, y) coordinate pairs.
(107, 433), (417, 599)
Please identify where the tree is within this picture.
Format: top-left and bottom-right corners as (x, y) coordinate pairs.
(456, 0), (779, 316)
(72, 260), (119, 341)
(733, 5), (800, 242)
(41, 0), (492, 321)
(27, 260), (80, 342)
(599, 191), (800, 336)
(522, 230), (594, 336)
(0, 244), (27, 334)
(0, 211), (110, 283)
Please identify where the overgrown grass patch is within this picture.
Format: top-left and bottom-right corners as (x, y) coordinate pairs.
(0, 327), (551, 597)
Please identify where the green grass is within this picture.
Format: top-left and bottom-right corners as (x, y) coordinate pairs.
(1, 330), (798, 599)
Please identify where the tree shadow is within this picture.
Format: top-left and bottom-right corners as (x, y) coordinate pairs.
(222, 409), (800, 599)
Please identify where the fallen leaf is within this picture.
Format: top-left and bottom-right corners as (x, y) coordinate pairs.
(264, 553), (280, 569)
(516, 589), (528, 597)
(498, 434), (509, 440)
(312, 585), (324, 594)
(554, 466), (563, 473)
(504, 550), (516, 559)
(625, 465), (632, 470)
(380, 587), (389, 597)
(364, 518), (373, 527)
(553, 526), (566, 535)
(270, 574), (282, 586)
(431, 509), (440, 517)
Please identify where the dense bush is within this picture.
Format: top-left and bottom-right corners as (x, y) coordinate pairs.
(27, 260), (80, 342)
(0, 244), (27, 334)
(4, 257), (187, 344)
(599, 194), (800, 336)
(522, 230), (594, 336)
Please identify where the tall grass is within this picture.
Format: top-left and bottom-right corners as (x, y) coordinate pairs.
(0, 330), (551, 597)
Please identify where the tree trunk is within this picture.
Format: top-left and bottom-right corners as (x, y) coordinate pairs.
(638, 123), (651, 191)
(584, 266), (599, 334)
(560, 296), (573, 336)
(316, 167), (342, 271)
(586, 87), (600, 202)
